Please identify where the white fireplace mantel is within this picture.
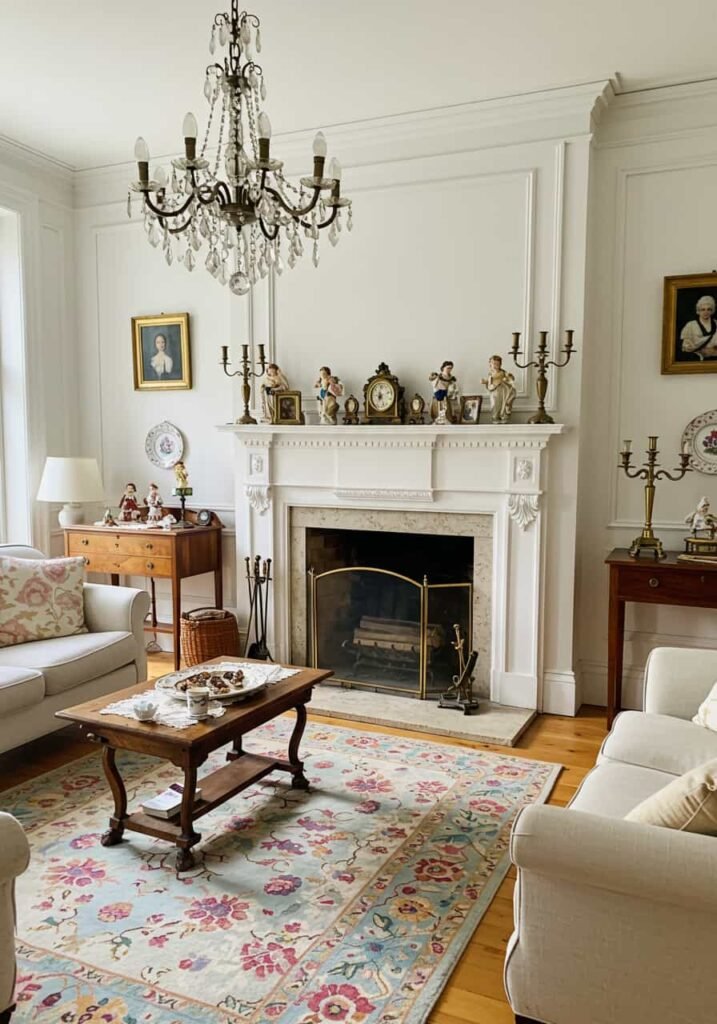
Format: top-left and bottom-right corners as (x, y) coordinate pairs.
(219, 422), (565, 711)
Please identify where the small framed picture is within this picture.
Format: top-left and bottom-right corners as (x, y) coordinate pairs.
(662, 274), (717, 374)
(272, 390), (304, 425)
(132, 313), (192, 390)
(459, 395), (483, 424)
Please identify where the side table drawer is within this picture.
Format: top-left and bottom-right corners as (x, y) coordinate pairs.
(617, 567), (717, 604)
(68, 534), (172, 558)
(82, 554), (173, 577)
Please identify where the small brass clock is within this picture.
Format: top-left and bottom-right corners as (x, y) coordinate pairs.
(363, 363), (404, 424)
(408, 393), (426, 424)
(343, 394), (360, 424)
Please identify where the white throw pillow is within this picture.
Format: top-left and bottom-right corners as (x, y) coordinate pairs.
(693, 681), (717, 731)
(0, 555), (87, 648)
(625, 758), (717, 835)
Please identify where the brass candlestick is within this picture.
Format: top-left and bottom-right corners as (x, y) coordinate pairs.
(619, 436), (692, 559)
(221, 343), (267, 425)
(510, 329), (575, 424)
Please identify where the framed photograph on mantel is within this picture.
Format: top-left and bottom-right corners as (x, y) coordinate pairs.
(132, 312), (192, 390)
(662, 274), (717, 374)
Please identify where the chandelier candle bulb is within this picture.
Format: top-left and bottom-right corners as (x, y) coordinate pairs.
(257, 112), (272, 139)
(134, 136), (149, 184)
(221, 346), (229, 364)
(511, 332), (521, 354)
(328, 158), (342, 181)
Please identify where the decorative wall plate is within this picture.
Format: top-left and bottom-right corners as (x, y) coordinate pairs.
(682, 409), (717, 474)
(145, 421), (184, 469)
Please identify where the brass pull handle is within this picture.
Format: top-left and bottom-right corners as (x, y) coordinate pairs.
(81, 538), (89, 546)
(648, 577), (659, 588)
(146, 561), (155, 571)
(146, 543), (154, 551)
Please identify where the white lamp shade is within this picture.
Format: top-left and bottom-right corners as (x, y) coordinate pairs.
(37, 457), (105, 503)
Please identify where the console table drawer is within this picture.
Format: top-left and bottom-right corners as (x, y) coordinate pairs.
(617, 567), (717, 604)
(68, 534), (173, 558)
(82, 554), (173, 577)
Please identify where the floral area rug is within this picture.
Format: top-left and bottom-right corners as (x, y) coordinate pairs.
(6, 718), (560, 1024)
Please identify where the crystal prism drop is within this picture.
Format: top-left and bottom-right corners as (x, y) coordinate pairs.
(258, 256), (268, 278)
(148, 221), (160, 247)
(219, 21), (228, 46)
(229, 271), (251, 295)
(240, 18), (250, 44)
(329, 222), (339, 247)
(260, 79), (267, 101)
(185, 249), (195, 271)
(347, 207), (353, 231)
(255, 27), (261, 52)
(209, 26), (216, 54)
(275, 254), (284, 275)
(287, 250), (296, 269)
(312, 241), (319, 268)
(190, 228), (201, 252)
(164, 245), (174, 267)
(204, 76), (212, 101)
(218, 263), (228, 286)
(126, 192), (132, 219)
(171, 167), (179, 191)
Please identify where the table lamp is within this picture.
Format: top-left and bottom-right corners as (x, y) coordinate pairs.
(37, 457), (104, 527)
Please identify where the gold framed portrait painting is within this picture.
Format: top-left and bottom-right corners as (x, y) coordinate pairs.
(662, 274), (717, 375)
(132, 313), (192, 390)
(272, 390), (304, 426)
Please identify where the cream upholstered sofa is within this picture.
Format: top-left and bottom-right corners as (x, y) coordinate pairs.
(505, 646), (717, 1024)
(0, 814), (29, 1024)
(0, 545), (150, 754)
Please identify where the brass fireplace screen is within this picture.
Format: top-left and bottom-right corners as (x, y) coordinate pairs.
(308, 566), (472, 699)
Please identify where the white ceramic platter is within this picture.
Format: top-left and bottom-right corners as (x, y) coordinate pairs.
(682, 409), (717, 475)
(145, 421), (185, 469)
(155, 662), (267, 703)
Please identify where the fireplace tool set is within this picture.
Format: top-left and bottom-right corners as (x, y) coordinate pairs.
(244, 556), (273, 660)
(439, 623), (480, 714)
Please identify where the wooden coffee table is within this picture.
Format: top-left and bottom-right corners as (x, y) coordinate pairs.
(56, 659), (333, 871)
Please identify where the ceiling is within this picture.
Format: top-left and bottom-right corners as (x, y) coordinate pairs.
(2, 0), (717, 171)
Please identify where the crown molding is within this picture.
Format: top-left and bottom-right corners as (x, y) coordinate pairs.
(0, 134), (74, 207)
(72, 80), (613, 209)
(595, 76), (717, 147)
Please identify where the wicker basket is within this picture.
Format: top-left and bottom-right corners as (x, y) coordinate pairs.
(180, 607), (241, 667)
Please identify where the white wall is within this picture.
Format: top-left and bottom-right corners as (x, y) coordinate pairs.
(72, 85), (602, 704)
(578, 82), (717, 708)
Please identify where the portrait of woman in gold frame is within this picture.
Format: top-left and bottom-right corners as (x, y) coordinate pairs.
(662, 274), (717, 375)
(132, 312), (192, 391)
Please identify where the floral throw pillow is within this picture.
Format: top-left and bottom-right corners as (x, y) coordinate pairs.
(693, 681), (717, 732)
(0, 556), (87, 648)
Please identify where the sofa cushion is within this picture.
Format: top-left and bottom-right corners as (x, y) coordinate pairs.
(569, 761), (676, 818)
(0, 631), (136, 696)
(693, 681), (717, 731)
(0, 666), (44, 715)
(598, 710), (717, 777)
(0, 555), (86, 648)
(625, 759), (717, 835)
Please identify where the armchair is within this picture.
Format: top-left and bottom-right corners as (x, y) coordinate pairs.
(0, 814), (30, 1024)
(505, 646), (717, 1024)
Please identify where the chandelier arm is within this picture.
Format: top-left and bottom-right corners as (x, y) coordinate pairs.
(262, 183), (322, 219)
(166, 217), (197, 236)
(143, 192), (195, 219)
(258, 218), (280, 241)
(300, 205), (339, 231)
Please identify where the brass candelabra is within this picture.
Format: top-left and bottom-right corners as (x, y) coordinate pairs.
(221, 343), (267, 425)
(510, 329), (575, 424)
(619, 436), (692, 559)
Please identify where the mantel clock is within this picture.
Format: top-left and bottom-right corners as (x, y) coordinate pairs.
(362, 363), (404, 424)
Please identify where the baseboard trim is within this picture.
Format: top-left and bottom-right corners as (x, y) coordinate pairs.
(542, 670), (578, 716)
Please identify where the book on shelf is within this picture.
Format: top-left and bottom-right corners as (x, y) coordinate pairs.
(141, 782), (203, 819)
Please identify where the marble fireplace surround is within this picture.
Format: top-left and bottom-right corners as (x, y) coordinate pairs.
(221, 423), (564, 711)
(289, 506), (493, 697)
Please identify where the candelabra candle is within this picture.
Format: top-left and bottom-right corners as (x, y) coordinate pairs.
(618, 435), (692, 559)
(221, 344), (267, 425)
(509, 329), (576, 424)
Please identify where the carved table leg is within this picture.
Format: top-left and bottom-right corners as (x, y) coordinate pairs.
(288, 702), (310, 790)
(176, 760), (201, 872)
(100, 745), (127, 846)
(226, 735), (244, 762)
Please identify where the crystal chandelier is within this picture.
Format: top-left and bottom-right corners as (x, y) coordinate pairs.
(128, 1), (352, 295)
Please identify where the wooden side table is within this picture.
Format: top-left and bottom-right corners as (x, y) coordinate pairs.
(605, 548), (717, 726)
(65, 509), (223, 670)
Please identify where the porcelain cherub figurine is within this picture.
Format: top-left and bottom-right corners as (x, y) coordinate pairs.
(684, 496), (717, 537)
(173, 461), (189, 489)
(261, 363), (290, 423)
(315, 366), (345, 425)
(118, 482), (140, 522)
(145, 482), (164, 522)
(482, 355), (516, 423)
(428, 361), (459, 424)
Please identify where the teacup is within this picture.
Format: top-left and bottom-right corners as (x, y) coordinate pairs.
(134, 698), (158, 722)
(186, 686), (210, 720)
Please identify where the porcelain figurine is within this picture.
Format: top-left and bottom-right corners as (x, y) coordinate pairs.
(315, 366), (345, 425)
(173, 461), (189, 489)
(684, 496), (717, 537)
(261, 363), (290, 423)
(102, 508), (116, 527)
(118, 482), (140, 522)
(145, 482), (164, 522)
(429, 360), (459, 424)
(482, 355), (516, 423)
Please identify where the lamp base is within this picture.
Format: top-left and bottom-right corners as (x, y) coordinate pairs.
(628, 533), (665, 560)
(58, 503), (84, 528)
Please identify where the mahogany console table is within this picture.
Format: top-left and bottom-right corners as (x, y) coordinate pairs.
(65, 509), (223, 670)
(606, 548), (717, 726)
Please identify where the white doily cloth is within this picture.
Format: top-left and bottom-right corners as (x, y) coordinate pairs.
(100, 664), (300, 730)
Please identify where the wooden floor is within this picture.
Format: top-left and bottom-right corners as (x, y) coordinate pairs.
(0, 653), (607, 1024)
